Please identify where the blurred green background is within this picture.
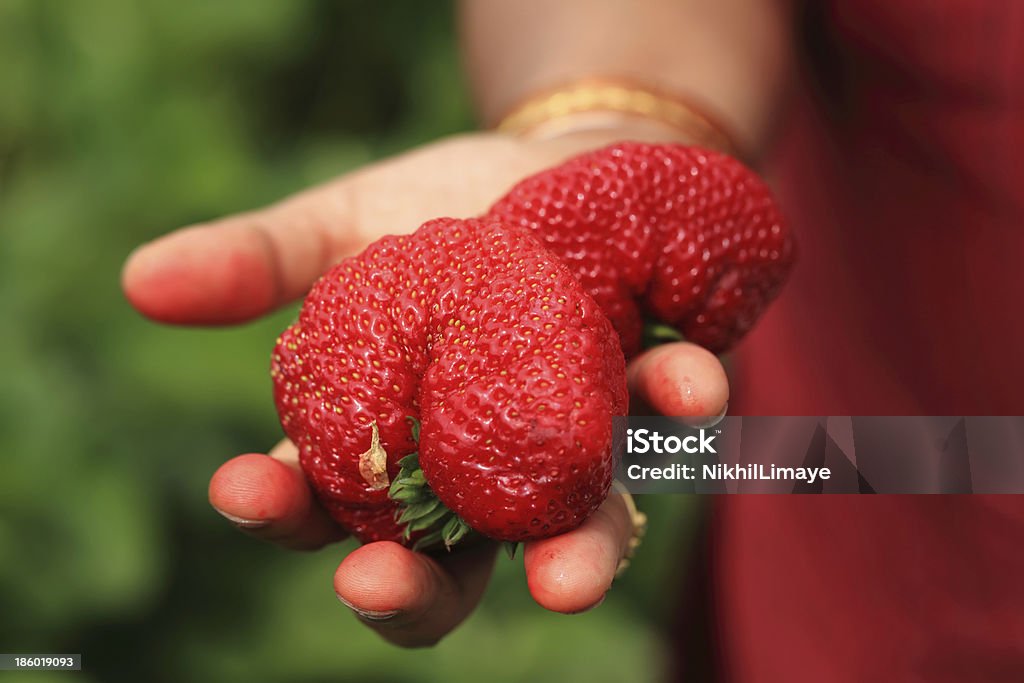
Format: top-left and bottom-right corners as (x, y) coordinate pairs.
(0, 1), (700, 681)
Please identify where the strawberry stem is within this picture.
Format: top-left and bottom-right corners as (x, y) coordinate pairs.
(388, 417), (474, 551)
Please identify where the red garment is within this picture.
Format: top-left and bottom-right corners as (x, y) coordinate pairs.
(699, 2), (1024, 680)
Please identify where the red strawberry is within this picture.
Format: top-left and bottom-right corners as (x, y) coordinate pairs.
(273, 143), (794, 548)
(486, 142), (795, 357)
(272, 218), (628, 545)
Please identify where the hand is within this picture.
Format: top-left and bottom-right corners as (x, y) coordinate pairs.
(123, 126), (730, 647)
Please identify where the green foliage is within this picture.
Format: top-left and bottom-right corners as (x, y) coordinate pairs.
(0, 2), (702, 681)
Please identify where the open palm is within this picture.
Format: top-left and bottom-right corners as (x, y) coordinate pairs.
(122, 127), (729, 647)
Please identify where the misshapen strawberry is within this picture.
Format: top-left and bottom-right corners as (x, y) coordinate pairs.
(486, 142), (795, 356)
(273, 143), (795, 547)
(272, 218), (627, 545)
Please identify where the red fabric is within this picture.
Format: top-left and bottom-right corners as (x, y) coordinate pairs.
(699, 2), (1024, 680)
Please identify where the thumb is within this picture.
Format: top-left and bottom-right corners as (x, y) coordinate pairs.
(121, 182), (359, 325)
(119, 132), (530, 327)
(121, 129), (674, 326)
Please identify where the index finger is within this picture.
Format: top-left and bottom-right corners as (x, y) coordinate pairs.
(121, 184), (357, 325)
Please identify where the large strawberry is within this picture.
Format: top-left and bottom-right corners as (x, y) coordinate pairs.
(487, 142), (794, 356)
(272, 218), (628, 545)
(273, 143), (795, 548)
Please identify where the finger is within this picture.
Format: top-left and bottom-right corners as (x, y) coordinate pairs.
(118, 132), (603, 327)
(523, 493), (633, 614)
(122, 184), (357, 325)
(626, 341), (729, 421)
(120, 132), (623, 327)
(208, 441), (347, 550)
(334, 540), (498, 648)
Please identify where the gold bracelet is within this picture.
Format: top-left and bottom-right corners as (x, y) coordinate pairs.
(612, 481), (648, 578)
(496, 78), (739, 157)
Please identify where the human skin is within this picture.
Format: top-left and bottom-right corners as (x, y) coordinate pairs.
(121, 0), (789, 648)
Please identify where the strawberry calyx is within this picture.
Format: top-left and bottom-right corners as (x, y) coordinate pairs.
(388, 417), (474, 551)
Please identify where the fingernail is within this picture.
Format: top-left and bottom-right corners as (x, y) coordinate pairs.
(213, 506), (270, 529)
(336, 594), (400, 622)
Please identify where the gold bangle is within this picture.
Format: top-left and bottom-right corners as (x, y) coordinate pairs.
(496, 78), (739, 157)
(612, 481), (648, 578)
